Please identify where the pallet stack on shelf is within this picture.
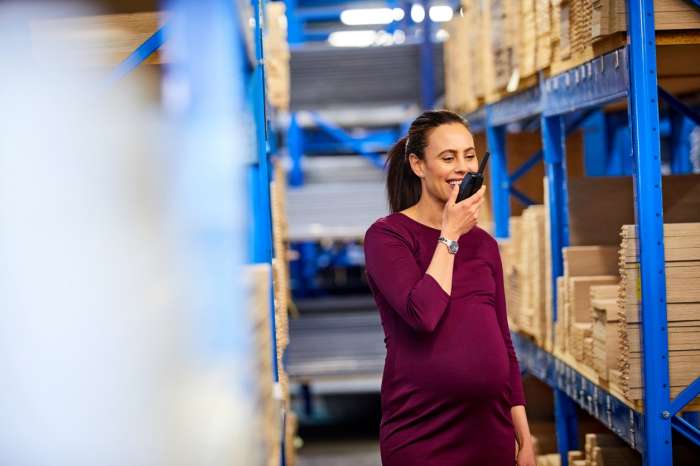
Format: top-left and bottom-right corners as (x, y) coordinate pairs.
(616, 222), (700, 408)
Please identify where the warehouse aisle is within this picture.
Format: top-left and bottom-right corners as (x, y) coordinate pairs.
(295, 393), (382, 466)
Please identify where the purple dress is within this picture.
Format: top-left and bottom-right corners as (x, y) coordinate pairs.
(364, 213), (526, 466)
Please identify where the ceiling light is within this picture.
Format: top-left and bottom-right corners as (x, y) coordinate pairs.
(328, 30), (378, 47)
(410, 4), (425, 23)
(340, 8), (394, 26)
(429, 5), (454, 22)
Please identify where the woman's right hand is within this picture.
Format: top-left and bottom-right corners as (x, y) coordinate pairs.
(441, 184), (486, 238)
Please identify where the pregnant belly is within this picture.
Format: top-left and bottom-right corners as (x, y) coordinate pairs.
(389, 302), (511, 403)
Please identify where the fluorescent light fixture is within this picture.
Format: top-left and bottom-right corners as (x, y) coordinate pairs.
(328, 30), (378, 47)
(393, 29), (406, 44)
(340, 8), (394, 26)
(393, 7), (405, 21)
(429, 5), (454, 22)
(410, 4), (425, 23)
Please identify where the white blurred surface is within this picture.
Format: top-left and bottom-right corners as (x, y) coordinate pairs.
(0, 2), (260, 465)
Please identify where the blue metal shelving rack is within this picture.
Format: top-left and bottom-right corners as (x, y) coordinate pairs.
(465, 0), (700, 465)
(109, 0), (285, 463)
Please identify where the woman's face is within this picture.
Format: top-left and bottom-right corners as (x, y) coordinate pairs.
(409, 123), (478, 203)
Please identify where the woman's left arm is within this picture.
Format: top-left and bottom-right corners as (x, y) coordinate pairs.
(511, 405), (536, 466)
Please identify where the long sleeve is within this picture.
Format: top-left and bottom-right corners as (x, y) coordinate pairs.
(364, 222), (450, 333)
(489, 238), (526, 407)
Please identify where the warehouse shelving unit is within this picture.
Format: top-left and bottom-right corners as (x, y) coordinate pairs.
(462, 1), (700, 464)
(107, 0), (285, 463)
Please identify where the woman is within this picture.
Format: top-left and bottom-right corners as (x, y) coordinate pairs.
(364, 110), (536, 466)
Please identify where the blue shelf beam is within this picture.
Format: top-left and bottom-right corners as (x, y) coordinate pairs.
(107, 25), (167, 85)
(465, 107), (486, 133)
(489, 85), (543, 126)
(658, 86), (700, 127)
(513, 333), (644, 452)
(543, 48), (629, 117)
(307, 112), (386, 169)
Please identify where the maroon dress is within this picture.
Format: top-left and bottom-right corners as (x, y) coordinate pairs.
(364, 213), (526, 466)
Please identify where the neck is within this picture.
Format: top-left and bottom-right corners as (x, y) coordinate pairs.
(407, 192), (444, 230)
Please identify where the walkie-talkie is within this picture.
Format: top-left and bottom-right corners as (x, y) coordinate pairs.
(456, 152), (490, 203)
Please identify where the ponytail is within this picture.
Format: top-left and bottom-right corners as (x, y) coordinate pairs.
(385, 110), (470, 213)
(386, 136), (421, 213)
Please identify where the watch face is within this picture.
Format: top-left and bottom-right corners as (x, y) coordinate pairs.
(449, 242), (458, 254)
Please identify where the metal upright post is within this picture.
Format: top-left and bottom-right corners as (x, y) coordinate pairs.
(288, 113), (304, 187)
(541, 114), (578, 466)
(419, 0), (434, 109)
(284, 0), (303, 44)
(627, 0), (673, 461)
(485, 117), (509, 238)
(626, 0), (672, 463)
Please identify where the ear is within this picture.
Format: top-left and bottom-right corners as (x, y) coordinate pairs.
(407, 153), (425, 178)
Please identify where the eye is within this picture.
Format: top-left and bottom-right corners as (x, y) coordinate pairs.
(442, 156), (454, 162)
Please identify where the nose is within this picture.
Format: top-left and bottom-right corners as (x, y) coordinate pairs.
(454, 157), (468, 174)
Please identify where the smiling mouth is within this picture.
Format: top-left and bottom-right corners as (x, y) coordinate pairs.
(447, 180), (463, 187)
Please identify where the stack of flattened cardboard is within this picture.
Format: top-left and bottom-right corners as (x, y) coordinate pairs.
(556, 246), (619, 365)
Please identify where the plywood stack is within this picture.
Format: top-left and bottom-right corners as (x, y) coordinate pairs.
(245, 264), (282, 466)
(30, 12), (166, 66)
(502, 217), (524, 330)
(264, 2), (291, 111)
(270, 160), (291, 404)
(489, 0), (516, 93)
(591, 0), (700, 41)
(536, 454), (561, 466)
(550, 0), (566, 63)
(584, 432), (640, 466)
(535, 0), (552, 70)
(519, 0), (538, 78)
(444, 8), (480, 113)
(516, 206), (549, 345)
(557, 246), (619, 362)
(590, 285), (620, 380)
(617, 223), (700, 406)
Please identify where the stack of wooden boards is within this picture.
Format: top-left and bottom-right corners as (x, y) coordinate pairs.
(264, 2), (290, 111)
(269, 160), (297, 466)
(501, 206), (550, 348)
(444, 0), (700, 112)
(245, 263), (282, 466)
(567, 433), (641, 466)
(555, 246), (619, 368)
(616, 223), (700, 407)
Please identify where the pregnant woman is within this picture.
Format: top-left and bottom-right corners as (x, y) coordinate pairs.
(364, 110), (536, 466)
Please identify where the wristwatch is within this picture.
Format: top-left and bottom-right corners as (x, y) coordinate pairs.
(438, 236), (459, 255)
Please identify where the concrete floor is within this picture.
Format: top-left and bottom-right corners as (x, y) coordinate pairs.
(297, 439), (381, 466)
(293, 393), (382, 466)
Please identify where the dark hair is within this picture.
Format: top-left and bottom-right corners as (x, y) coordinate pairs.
(386, 110), (470, 213)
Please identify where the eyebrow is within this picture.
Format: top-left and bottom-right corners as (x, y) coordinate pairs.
(438, 148), (476, 156)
